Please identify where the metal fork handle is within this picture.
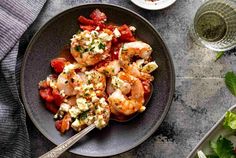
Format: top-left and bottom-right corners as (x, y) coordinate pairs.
(39, 124), (96, 158)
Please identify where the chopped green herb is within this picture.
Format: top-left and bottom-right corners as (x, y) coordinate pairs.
(84, 93), (89, 97)
(225, 71), (236, 96)
(90, 47), (95, 51)
(88, 80), (91, 84)
(210, 136), (236, 158)
(98, 43), (106, 50)
(215, 51), (224, 62)
(75, 45), (82, 52)
(80, 111), (88, 120)
(84, 48), (89, 52)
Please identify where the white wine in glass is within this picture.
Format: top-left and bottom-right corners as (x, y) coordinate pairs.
(190, 0), (236, 51)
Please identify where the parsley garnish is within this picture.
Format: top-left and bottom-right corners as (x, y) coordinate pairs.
(75, 45), (82, 52)
(98, 43), (105, 50)
(80, 111), (88, 120)
(210, 136), (236, 158)
(90, 47), (95, 51)
(84, 48), (89, 52)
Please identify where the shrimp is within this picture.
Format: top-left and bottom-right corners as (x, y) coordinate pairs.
(70, 30), (112, 66)
(108, 72), (145, 116)
(124, 62), (154, 82)
(118, 41), (155, 81)
(96, 60), (120, 76)
(56, 64), (85, 96)
(119, 41), (152, 67)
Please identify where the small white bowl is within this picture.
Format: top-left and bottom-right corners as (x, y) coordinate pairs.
(131, 0), (176, 10)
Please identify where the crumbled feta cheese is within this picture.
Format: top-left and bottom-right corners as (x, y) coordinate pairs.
(63, 64), (76, 73)
(95, 26), (100, 31)
(94, 115), (106, 129)
(71, 119), (80, 128)
(96, 83), (103, 89)
(98, 32), (113, 41)
(141, 61), (158, 73)
(60, 90), (65, 97)
(59, 103), (71, 112)
(85, 33), (91, 38)
(91, 30), (99, 36)
(76, 98), (89, 111)
(93, 44), (104, 54)
(92, 96), (99, 103)
(113, 28), (121, 38)
(96, 106), (104, 114)
(99, 98), (107, 106)
(129, 26), (136, 31)
(82, 84), (94, 91)
(111, 76), (125, 89)
(69, 106), (81, 118)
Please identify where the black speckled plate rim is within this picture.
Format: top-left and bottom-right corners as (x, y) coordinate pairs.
(20, 3), (175, 157)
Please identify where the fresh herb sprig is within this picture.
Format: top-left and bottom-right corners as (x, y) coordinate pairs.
(225, 71), (236, 96)
(215, 51), (224, 62)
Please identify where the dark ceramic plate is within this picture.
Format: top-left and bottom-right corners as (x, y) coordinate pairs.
(21, 4), (175, 157)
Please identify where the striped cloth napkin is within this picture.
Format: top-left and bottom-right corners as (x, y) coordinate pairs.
(0, 0), (46, 157)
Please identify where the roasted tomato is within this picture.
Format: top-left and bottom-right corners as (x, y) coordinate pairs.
(80, 25), (96, 31)
(90, 9), (107, 23)
(55, 120), (62, 131)
(118, 24), (135, 42)
(50, 58), (67, 73)
(78, 16), (95, 25)
(111, 44), (121, 60)
(45, 102), (58, 114)
(39, 88), (54, 102)
(142, 80), (151, 101)
(52, 89), (64, 106)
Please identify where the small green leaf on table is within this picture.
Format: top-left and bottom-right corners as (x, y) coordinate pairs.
(225, 71), (236, 96)
(215, 51), (224, 62)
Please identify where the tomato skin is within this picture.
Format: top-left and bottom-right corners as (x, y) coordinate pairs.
(80, 25), (96, 31)
(106, 24), (115, 31)
(50, 58), (67, 73)
(142, 80), (151, 101)
(52, 89), (64, 106)
(118, 24), (135, 42)
(90, 9), (107, 23)
(39, 88), (54, 102)
(55, 120), (62, 131)
(78, 16), (95, 25)
(111, 45), (121, 60)
(45, 102), (58, 114)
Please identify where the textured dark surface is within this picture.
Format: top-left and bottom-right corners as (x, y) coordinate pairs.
(19, 0), (236, 158)
(21, 4), (174, 157)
